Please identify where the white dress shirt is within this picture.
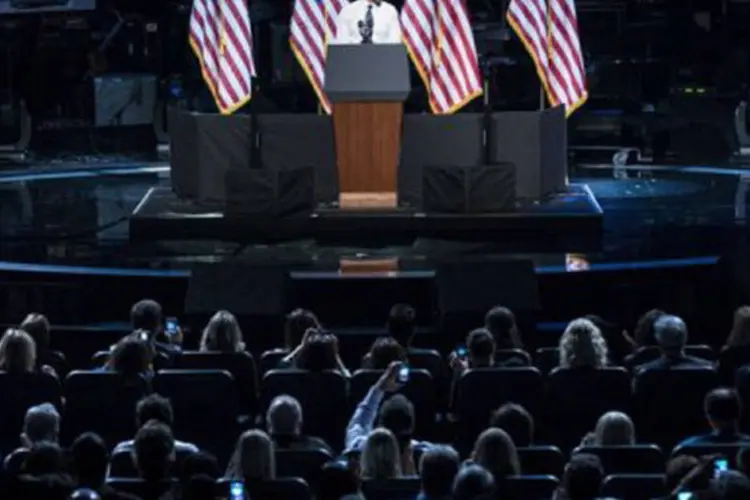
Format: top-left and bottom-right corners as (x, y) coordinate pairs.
(333, 0), (402, 45)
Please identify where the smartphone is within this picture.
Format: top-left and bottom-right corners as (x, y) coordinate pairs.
(677, 492), (693, 500)
(138, 331), (149, 342)
(397, 366), (410, 384)
(229, 480), (244, 500)
(714, 458), (729, 478)
(165, 317), (179, 337)
(455, 345), (468, 357)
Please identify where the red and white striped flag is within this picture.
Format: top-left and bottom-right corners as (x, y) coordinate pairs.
(507, 0), (588, 116)
(189, 0), (256, 115)
(290, 0), (347, 114)
(401, 0), (483, 115)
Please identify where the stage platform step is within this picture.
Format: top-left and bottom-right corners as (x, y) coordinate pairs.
(130, 184), (603, 251)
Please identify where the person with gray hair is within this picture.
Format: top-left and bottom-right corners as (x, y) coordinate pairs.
(558, 318), (608, 369)
(265, 394), (333, 454)
(634, 314), (713, 374)
(21, 402), (60, 448)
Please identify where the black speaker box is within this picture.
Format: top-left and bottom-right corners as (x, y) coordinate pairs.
(224, 166), (315, 217)
(436, 260), (540, 315)
(422, 163), (516, 213)
(185, 263), (288, 316)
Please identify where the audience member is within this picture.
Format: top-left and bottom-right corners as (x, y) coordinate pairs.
(0, 328), (51, 375)
(710, 469), (750, 499)
(104, 335), (153, 382)
(585, 314), (635, 365)
(179, 474), (216, 500)
(130, 299), (181, 356)
(266, 394), (333, 454)
(199, 310), (245, 353)
(471, 428), (520, 485)
(632, 308), (667, 347)
(112, 394), (198, 458)
(418, 445), (460, 500)
(16, 443), (74, 500)
(678, 388), (750, 446)
(452, 463), (495, 500)
(553, 453), (604, 500)
(284, 308), (321, 352)
(387, 303), (418, 347)
(21, 402), (60, 448)
(362, 336), (406, 370)
(725, 306), (750, 348)
(281, 330), (351, 376)
(69, 433), (138, 500)
(20, 313), (58, 371)
(484, 306), (523, 349)
(23, 442), (66, 476)
(635, 314), (713, 373)
(580, 411), (635, 447)
(360, 427), (404, 479)
(132, 420), (175, 483)
(315, 461), (360, 500)
(160, 452), (221, 500)
(225, 429), (276, 481)
(489, 403), (534, 447)
(665, 454), (701, 494)
(345, 363), (433, 468)
(558, 318), (608, 369)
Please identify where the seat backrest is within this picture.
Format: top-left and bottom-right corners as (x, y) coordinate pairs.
(217, 477), (311, 500)
(501, 475), (560, 500)
(109, 447), (195, 478)
(0, 372), (62, 454)
(174, 351), (258, 415)
(575, 445), (665, 474)
(3, 447), (29, 475)
(517, 446), (565, 478)
(361, 477), (421, 500)
(600, 473), (666, 500)
(260, 349), (288, 375)
(106, 478), (176, 498)
(406, 349), (443, 379)
(262, 369), (348, 450)
(349, 369), (435, 436)
(534, 347), (560, 375)
(718, 345), (750, 385)
(671, 444), (743, 467)
(275, 448), (334, 489)
(496, 348), (532, 366)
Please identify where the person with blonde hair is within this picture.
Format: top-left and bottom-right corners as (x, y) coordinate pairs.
(360, 427), (403, 479)
(471, 428), (520, 484)
(558, 318), (608, 369)
(579, 411), (636, 447)
(199, 310), (245, 353)
(225, 429), (276, 481)
(0, 328), (38, 374)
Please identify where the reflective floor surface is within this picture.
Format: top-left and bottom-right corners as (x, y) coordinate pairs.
(0, 160), (747, 276)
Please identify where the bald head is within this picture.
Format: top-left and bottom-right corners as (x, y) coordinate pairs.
(654, 315), (688, 354)
(266, 395), (303, 436)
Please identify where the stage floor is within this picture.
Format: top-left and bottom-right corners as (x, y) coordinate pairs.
(0, 160), (744, 275)
(128, 184), (603, 251)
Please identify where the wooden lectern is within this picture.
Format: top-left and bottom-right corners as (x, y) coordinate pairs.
(324, 44), (411, 209)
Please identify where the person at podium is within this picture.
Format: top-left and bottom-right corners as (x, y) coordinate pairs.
(333, 0), (402, 45)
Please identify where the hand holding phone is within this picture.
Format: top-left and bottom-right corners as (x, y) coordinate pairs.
(229, 480), (244, 500)
(397, 365), (410, 384)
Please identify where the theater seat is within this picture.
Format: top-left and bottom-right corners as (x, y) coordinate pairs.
(349, 369), (436, 438)
(671, 443), (743, 467)
(634, 367), (718, 450)
(454, 367), (543, 456)
(261, 369), (348, 451)
(517, 446), (565, 478)
(600, 473), (666, 500)
(534, 347), (560, 375)
(0, 372), (62, 455)
(173, 351), (258, 417)
(217, 477), (311, 500)
(260, 349), (288, 375)
(109, 448), (196, 478)
(575, 445), (665, 474)
(62, 371), (148, 448)
(544, 367), (632, 451)
(501, 475), (559, 500)
(275, 448), (333, 491)
(361, 478), (421, 500)
(106, 478), (176, 499)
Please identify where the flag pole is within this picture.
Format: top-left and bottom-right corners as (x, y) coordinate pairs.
(540, 0), (550, 111)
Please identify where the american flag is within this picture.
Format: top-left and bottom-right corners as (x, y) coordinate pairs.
(507, 0), (588, 116)
(290, 0), (347, 114)
(401, 0), (483, 115)
(188, 0), (256, 115)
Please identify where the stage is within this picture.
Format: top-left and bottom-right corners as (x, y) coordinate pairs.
(129, 184), (604, 251)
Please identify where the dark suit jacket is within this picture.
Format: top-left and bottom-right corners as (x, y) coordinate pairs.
(635, 354), (714, 375)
